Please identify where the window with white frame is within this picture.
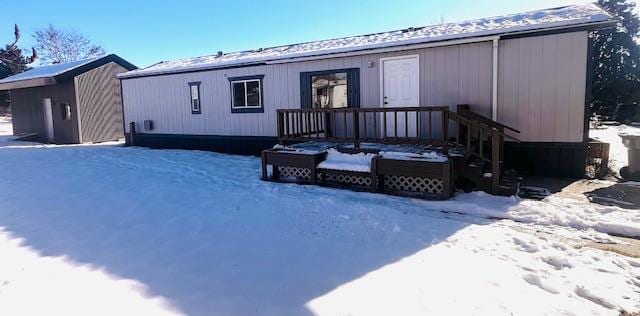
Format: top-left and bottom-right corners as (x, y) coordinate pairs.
(188, 82), (201, 114)
(229, 75), (264, 113)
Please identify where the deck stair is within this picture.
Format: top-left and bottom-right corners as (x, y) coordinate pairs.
(450, 105), (521, 196)
(454, 155), (519, 195)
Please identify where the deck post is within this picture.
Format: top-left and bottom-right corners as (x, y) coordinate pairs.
(277, 111), (284, 144)
(441, 160), (452, 199)
(310, 164), (317, 184)
(324, 111), (331, 139)
(491, 130), (501, 194)
(261, 151), (268, 180)
(353, 110), (360, 149)
(499, 127), (505, 162)
(370, 156), (378, 192)
(442, 109), (449, 155)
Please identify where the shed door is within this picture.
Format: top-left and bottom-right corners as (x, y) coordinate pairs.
(381, 55), (419, 138)
(42, 98), (54, 141)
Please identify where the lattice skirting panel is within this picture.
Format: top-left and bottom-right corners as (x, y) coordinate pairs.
(384, 175), (443, 194)
(323, 173), (372, 187)
(278, 166), (311, 182)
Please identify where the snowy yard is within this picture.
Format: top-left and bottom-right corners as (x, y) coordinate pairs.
(0, 118), (638, 315)
(590, 124), (639, 176)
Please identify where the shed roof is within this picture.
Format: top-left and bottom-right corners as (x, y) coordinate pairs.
(119, 4), (615, 79)
(0, 54), (137, 90)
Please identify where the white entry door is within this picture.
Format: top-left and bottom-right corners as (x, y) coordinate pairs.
(381, 55), (419, 138)
(42, 98), (54, 141)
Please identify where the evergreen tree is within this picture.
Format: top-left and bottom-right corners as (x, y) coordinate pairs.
(0, 24), (36, 79)
(592, 0), (640, 119)
(0, 24), (36, 112)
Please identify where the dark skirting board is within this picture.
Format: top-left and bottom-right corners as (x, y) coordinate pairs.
(125, 133), (277, 156)
(504, 142), (588, 178)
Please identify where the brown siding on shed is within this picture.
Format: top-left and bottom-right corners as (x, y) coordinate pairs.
(9, 82), (80, 144)
(74, 62), (127, 143)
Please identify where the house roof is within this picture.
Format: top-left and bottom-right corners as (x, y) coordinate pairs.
(119, 3), (615, 79)
(0, 54), (137, 90)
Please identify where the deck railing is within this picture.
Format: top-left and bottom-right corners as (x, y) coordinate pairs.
(277, 106), (450, 148)
(447, 109), (520, 191)
(276, 105), (520, 194)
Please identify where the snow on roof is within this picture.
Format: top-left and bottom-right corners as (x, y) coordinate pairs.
(0, 56), (103, 84)
(120, 4), (613, 79)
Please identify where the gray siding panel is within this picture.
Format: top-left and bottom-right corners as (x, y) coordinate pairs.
(122, 33), (587, 143)
(122, 42), (494, 137)
(498, 31), (588, 142)
(75, 62), (127, 143)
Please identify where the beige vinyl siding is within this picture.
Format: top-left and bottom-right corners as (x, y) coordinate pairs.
(122, 32), (589, 142)
(122, 42), (493, 136)
(75, 62), (128, 142)
(498, 31), (588, 142)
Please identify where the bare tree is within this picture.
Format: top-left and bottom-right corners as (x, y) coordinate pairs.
(33, 24), (105, 64)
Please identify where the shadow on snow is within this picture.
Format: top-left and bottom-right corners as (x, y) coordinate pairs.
(0, 144), (515, 315)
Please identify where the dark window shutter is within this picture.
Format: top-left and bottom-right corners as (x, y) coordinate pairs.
(300, 73), (311, 109)
(347, 69), (360, 108)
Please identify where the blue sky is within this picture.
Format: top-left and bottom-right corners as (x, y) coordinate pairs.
(0, 0), (614, 68)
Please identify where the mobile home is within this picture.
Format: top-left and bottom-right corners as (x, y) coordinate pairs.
(119, 4), (615, 178)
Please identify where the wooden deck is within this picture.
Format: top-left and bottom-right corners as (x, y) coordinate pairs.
(262, 105), (520, 199)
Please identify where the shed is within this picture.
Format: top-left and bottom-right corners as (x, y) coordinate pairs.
(0, 54), (137, 144)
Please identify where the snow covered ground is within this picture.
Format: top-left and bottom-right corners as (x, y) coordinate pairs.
(0, 119), (638, 315)
(0, 116), (12, 139)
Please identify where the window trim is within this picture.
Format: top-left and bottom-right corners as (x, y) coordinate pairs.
(228, 75), (265, 113)
(188, 81), (202, 114)
(300, 68), (360, 109)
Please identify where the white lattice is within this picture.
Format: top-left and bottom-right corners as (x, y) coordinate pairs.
(278, 166), (311, 181)
(324, 173), (371, 187)
(384, 175), (443, 194)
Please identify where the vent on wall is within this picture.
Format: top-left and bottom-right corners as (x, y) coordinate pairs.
(144, 120), (154, 131)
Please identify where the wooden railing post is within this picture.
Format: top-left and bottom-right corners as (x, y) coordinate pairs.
(499, 127), (505, 162)
(491, 130), (501, 194)
(277, 111), (284, 144)
(324, 111), (331, 139)
(442, 109), (449, 155)
(353, 110), (360, 149)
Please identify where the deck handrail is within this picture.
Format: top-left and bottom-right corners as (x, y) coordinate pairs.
(277, 106), (449, 113)
(456, 104), (521, 134)
(447, 111), (520, 142)
(447, 109), (521, 193)
(277, 106), (452, 148)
